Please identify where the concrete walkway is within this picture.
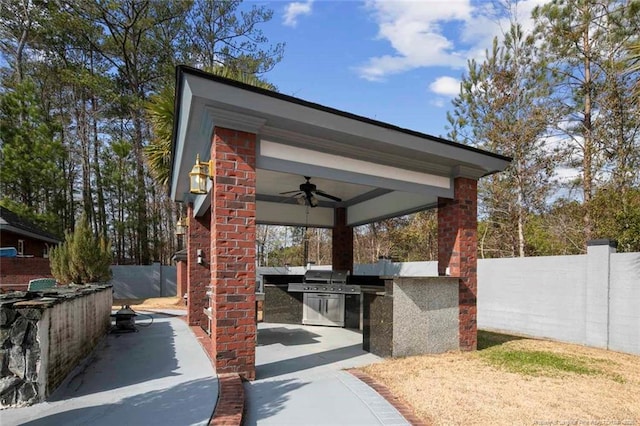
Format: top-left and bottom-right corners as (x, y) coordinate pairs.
(0, 312), (217, 426)
(245, 323), (410, 425)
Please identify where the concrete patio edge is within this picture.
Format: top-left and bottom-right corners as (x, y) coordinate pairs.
(131, 310), (428, 426)
(186, 322), (244, 426)
(347, 369), (429, 426)
(210, 374), (245, 426)
(137, 310), (244, 425)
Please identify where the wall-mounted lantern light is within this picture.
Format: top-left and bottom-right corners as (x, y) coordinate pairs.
(175, 216), (189, 236)
(189, 154), (214, 194)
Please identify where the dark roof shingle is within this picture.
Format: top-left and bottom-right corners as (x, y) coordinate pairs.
(0, 206), (62, 244)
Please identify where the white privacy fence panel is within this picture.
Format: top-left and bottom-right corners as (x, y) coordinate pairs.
(114, 247), (638, 355)
(609, 252), (640, 355)
(110, 263), (176, 299)
(477, 255), (588, 345)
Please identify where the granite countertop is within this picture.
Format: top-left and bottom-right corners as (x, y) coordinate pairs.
(379, 275), (461, 280)
(359, 285), (386, 295)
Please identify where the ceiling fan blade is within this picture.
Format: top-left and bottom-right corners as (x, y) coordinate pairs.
(280, 190), (302, 195)
(314, 190), (342, 202)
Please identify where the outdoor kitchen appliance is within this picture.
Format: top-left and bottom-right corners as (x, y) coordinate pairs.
(112, 305), (137, 332)
(288, 270), (360, 327)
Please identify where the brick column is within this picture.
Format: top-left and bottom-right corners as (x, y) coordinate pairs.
(210, 126), (257, 380)
(176, 258), (187, 299)
(438, 177), (478, 351)
(332, 207), (353, 272)
(187, 204), (211, 328)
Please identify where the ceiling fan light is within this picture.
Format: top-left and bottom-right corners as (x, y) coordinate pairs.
(296, 196), (306, 205)
(309, 195), (318, 207)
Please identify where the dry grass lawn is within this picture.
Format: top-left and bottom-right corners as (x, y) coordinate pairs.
(361, 331), (640, 426)
(112, 296), (186, 311)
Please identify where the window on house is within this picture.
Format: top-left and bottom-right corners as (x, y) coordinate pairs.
(18, 240), (24, 255)
(43, 244), (49, 258)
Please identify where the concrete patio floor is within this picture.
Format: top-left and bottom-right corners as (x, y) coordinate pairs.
(245, 322), (410, 425)
(0, 312), (218, 426)
(2, 314), (414, 426)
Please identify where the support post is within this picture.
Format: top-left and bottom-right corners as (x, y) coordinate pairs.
(332, 207), (353, 272)
(438, 177), (478, 351)
(210, 126), (257, 380)
(187, 204), (211, 328)
(585, 239), (617, 349)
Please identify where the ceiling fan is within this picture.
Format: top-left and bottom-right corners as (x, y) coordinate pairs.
(279, 176), (342, 207)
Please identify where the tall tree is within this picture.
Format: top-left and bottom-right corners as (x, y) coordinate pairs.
(0, 0), (285, 264)
(448, 24), (557, 257)
(66, 0), (188, 263)
(180, 0), (284, 74)
(0, 79), (65, 221)
(533, 0), (640, 245)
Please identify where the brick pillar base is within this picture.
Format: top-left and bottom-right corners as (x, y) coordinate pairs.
(438, 177), (478, 351)
(332, 207), (353, 272)
(210, 126), (257, 380)
(187, 204), (211, 329)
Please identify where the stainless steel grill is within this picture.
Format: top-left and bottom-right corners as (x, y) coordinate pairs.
(287, 270), (358, 327)
(287, 269), (360, 294)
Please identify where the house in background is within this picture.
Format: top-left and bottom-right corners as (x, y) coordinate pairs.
(0, 206), (61, 258)
(0, 206), (62, 291)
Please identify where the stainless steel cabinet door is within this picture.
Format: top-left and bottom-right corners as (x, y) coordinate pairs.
(302, 293), (345, 327)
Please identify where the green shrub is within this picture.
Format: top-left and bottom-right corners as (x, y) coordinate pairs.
(49, 215), (112, 284)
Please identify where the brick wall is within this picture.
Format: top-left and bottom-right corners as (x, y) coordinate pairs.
(0, 258), (54, 292)
(0, 231), (53, 257)
(210, 126), (257, 380)
(438, 177), (478, 351)
(332, 207), (354, 272)
(187, 205), (211, 329)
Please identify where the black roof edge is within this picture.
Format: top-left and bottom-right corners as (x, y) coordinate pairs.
(0, 206), (62, 243)
(170, 65), (513, 194)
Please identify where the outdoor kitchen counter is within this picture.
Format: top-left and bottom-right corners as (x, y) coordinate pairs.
(359, 285), (386, 295)
(363, 276), (460, 357)
(262, 275), (304, 324)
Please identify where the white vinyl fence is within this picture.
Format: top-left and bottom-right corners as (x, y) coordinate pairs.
(110, 263), (176, 299)
(477, 243), (639, 355)
(110, 244), (639, 355)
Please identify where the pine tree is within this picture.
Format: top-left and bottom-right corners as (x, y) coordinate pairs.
(50, 215), (112, 284)
(447, 24), (557, 257)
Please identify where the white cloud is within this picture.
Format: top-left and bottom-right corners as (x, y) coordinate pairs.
(358, 0), (549, 81)
(283, 1), (314, 27)
(429, 76), (460, 97)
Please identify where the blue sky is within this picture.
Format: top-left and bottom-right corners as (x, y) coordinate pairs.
(247, 0), (547, 139)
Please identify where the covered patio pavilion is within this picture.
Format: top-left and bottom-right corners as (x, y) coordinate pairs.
(169, 65), (510, 380)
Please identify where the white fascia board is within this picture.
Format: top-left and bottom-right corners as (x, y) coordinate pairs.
(257, 201), (334, 227)
(193, 188), (212, 217)
(204, 107), (267, 134)
(260, 141), (450, 190)
(347, 192), (436, 226)
(170, 83), (193, 201)
(186, 73), (509, 173)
